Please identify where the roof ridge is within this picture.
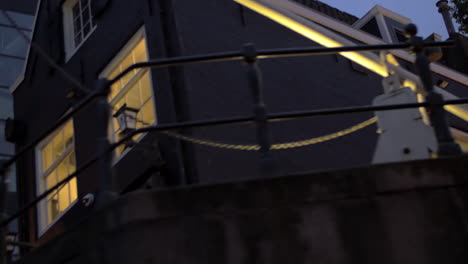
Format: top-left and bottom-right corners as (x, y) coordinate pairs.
(293, 0), (359, 25)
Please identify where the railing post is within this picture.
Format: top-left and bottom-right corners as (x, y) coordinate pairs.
(243, 43), (275, 175)
(95, 79), (117, 208)
(405, 24), (462, 156)
(0, 160), (9, 264)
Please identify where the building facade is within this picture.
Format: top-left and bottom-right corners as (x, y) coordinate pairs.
(8, 0), (468, 246)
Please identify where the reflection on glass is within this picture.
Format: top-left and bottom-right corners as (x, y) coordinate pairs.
(70, 178), (78, 202)
(58, 184), (70, 211)
(0, 27), (29, 57)
(0, 11), (34, 30)
(46, 171), (57, 193)
(42, 144), (53, 171)
(140, 72), (151, 102)
(56, 158), (68, 182)
(120, 53), (134, 87)
(64, 122), (74, 149)
(48, 195), (59, 222)
(0, 56), (24, 87)
(134, 39), (147, 63)
(126, 83), (141, 109)
(68, 152), (76, 173)
(52, 131), (64, 159)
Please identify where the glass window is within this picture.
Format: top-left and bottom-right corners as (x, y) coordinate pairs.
(101, 29), (157, 156)
(0, 56), (24, 87)
(0, 11), (34, 30)
(0, 89), (13, 116)
(0, 26), (30, 58)
(63, 0), (95, 59)
(37, 120), (77, 233)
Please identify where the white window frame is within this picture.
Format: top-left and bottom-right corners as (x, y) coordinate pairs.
(99, 26), (158, 164)
(35, 120), (78, 236)
(62, 0), (96, 61)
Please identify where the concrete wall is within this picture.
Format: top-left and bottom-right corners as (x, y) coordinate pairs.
(16, 156), (468, 264)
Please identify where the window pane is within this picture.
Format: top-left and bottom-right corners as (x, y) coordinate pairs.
(140, 72), (152, 102)
(139, 100), (156, 126)
(67, 152), (76, 173)
(69, 177), (78, 202)
(52, 131), (64, 159)
(56, 158), (68, 182)
(108, 68), (122, 100)
(83, 22), (91, 37)
(112, 115), (120, 135)
(45, 170), (57, 190)
(80, 0), (89, 9)
(42, 144), (53, 171)
(58, 183), (70, 212)
(82, 7), (90, 26)
(48, 195), (60, 223)
(0, 11), (34, 30)
(120, 54), (134, 87)
(0, 56), (24, 87)
(0, 26), (29, 57)
(134, 39), (147, 63)
(74, 33), (83, 47)
(125, 83), (141, 109)
(73, 19), (82, 36)
(72, 3), (81, 19)
(63, 122), (74, 149)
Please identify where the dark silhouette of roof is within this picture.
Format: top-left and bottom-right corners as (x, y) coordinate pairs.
(294, 0), (359, 25)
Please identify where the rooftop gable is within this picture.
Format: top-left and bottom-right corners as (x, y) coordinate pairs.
(294, 0), (358, 25)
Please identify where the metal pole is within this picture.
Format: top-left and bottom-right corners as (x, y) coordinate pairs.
(406, 24), (462, 156)
(436, 0), (457, 35)
(243, 43), (275, 175)
(95, 79), (117, 208)
(0, 160), (9, 264)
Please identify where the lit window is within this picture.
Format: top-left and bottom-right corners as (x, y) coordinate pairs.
(62, 0), (96, 60)
(36, 120), (78, 234)
(101, 27), (157, 156)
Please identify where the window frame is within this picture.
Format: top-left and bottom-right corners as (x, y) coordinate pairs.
(62, 0), (96, 61)
(35, 120), (78, 236)
(99, 26), (157, 164)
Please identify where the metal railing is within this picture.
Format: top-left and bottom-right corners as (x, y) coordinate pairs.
(0, 23), (466, 261)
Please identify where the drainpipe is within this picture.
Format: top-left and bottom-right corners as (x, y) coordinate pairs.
(436, 0), (457, 35)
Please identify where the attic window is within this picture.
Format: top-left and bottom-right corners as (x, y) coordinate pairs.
(62, 0), (96, 60)
(394, 29), (407, 43)
(360, 17), (382, 39)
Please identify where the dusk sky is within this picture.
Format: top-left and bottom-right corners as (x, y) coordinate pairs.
(325, 0), (453, 39)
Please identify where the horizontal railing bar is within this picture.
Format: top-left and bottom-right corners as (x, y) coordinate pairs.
(2, 96), (468, 228)
(0, 90), (101, 170)
(109, 40), (455, 85)
(119, 98), (468, 139)
(0, 40), (456, 173)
